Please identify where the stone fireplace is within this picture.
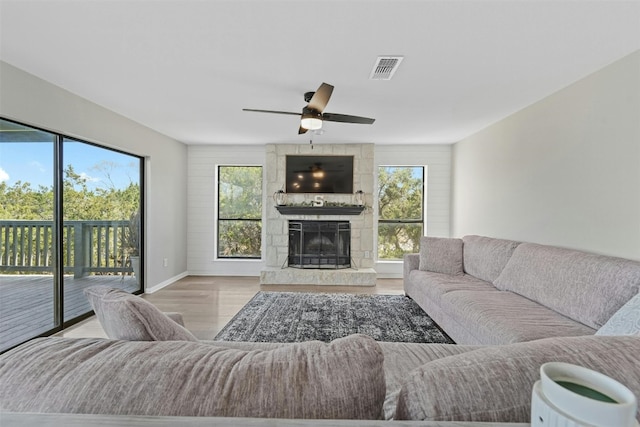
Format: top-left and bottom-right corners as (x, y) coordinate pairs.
(260, 143), (376, 286)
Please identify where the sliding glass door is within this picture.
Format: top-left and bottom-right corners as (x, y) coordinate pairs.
(0, 118), (143, 352)
(0, 120), (57, 351)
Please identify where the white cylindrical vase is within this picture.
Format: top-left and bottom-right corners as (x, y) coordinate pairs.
(531, 362), (638, 427)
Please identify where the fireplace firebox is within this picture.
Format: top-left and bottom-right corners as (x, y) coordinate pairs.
(288, 221), (350, 269)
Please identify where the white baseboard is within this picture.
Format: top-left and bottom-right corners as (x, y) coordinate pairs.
(145, 271), (189, 294)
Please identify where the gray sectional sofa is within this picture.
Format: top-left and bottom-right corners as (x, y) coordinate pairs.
(404, 235), (640, 345)
(2, 236), (640, 426)
(3, 334), (640, 425)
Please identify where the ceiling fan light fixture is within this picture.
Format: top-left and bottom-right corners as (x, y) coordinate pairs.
(300, 111), (323, 130)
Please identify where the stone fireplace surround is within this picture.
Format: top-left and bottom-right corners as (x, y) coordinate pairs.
(260, 143), (376, 286)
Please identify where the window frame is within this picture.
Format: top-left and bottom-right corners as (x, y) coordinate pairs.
(215, 164), (263, 260)
(377, 165), (425, 261)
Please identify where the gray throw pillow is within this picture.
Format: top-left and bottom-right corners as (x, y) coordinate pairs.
(462, 235), (521, 283)
(418, 236), (464, 275)
(0, 334), (386, 419)
(596, 293), (640, 336)
(83, 286), (198, 342)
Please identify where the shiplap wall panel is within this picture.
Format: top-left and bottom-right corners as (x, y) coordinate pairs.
(187, 145), (266, 276)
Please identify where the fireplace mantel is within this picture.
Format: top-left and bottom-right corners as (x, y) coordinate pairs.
(275, 206), (365, 216)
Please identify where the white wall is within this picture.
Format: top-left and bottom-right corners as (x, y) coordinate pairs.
(452, 51), (640, 260)
(0, 61), (189, 290)
(375, 144), (452, 277)
(187, 145), (266, 276)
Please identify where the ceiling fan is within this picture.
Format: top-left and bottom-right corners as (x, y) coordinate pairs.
(243, 83), (375, 134)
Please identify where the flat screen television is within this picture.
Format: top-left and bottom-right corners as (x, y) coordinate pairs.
(286, 155), (354, 194)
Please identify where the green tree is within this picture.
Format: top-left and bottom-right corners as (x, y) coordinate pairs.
(378, 167), (423, 260)
(1, 163), (141, 273)
(0, 181), (54, 220)
(0, 165), (139, 222)
(62, 165), (139, 220)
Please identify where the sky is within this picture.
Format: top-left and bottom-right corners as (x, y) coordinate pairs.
(0, 141), (140, 190)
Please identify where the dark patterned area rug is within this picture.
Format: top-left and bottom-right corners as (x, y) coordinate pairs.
(214, 291), (454, 344)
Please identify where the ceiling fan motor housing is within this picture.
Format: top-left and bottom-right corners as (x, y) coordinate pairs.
(304, 91), (315, 103)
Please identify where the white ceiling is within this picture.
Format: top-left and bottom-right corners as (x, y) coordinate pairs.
(1, 0), (639, 146)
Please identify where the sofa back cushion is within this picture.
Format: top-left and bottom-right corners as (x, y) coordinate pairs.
(418, 237), (464, 275)
(462, 235), (521, 283)
(84, 286), (199, 342)
(0, 334), (385, 419)
(494, 243), (640, 329)
(395, 335), (640, 422)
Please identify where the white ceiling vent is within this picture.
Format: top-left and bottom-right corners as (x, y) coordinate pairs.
(370, 56), (404, 80)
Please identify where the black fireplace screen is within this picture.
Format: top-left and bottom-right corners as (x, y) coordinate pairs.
(288, 221), (350, 269)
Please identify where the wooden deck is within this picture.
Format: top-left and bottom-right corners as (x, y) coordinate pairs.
(0, 274), (139, 352)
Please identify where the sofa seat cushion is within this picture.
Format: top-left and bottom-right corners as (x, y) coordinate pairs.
(438, 290), (595, 344)
(494, 243), (640, 329)
(202, 340), (484, 420)
(418, 237), (464, 275)
(395, 335), (640, 422)
(462, 235), (521, 283)
(84, 286), (199, 342)
(0, 335), (386, 419)
(406, 270), (496, 302)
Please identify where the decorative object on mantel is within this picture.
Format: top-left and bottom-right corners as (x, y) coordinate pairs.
(273, 189), (287, 206)
(354, 190), (364, 207)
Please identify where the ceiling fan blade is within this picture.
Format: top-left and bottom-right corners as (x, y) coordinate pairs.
(322, 112), (375, 125)
(298, 126), (308, 135)
(307, 83), (334, 113)
(242, 108), (301, 116)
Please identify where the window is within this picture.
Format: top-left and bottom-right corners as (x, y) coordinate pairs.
(377, 166), (424, 260)
(217, 166), (262, 258)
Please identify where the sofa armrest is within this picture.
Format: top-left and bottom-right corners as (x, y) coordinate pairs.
(403, 253), (420, 287)
(395, 335), (640, 422)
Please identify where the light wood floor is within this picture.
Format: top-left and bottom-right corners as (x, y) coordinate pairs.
(56, 276), (405, 340)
